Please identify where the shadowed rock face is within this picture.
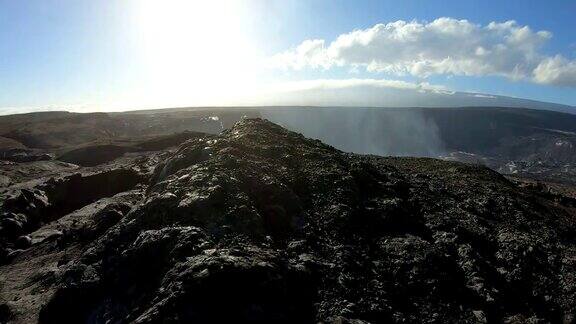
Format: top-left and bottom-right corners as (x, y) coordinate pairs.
(1, 119), (576, 323)
(0, 169), (144, 248)
(56, 131), (208, 167)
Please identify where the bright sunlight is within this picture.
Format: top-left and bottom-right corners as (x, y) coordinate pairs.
(131, 0), (263, 107)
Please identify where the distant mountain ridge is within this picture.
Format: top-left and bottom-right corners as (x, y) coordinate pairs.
(1, 86), (574, 116)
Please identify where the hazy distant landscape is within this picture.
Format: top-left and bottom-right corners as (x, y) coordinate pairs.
(3, 105), (576, 187)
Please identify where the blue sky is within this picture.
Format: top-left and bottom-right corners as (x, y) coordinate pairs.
(1, 0), (575, 112)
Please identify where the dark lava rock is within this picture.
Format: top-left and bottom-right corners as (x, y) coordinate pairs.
(0, 215), (26, 238)
(0, 149), (53, 163)
(56, 132), (208, 167)
(0, 168), (144, 242)
(57, 145), (132, 167)
(2, 118), (576, 323)
(0, 302), (14, 323)
(14, 235), (32, 249)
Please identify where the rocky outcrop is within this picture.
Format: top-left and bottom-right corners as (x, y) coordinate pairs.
(0, 149), (53, 163)
(1, 119), (576, 323)
(0, 168), (145, 265)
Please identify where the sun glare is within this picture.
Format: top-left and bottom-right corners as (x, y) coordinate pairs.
(132, 0), (262, 106)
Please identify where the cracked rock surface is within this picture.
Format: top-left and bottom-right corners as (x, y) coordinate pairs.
(1, 118), (576, 323)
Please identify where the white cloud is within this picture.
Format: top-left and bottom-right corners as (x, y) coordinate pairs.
(533, 55), (576, 86)
(472, 94), (496, 99)
(271, 18), (576, 87)
(265, 78), (449, 93)
(270, 39), (330, 70)
(213, 78), (459, 107)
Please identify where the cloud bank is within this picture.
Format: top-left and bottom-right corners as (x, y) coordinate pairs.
(271, 18), (576, 87)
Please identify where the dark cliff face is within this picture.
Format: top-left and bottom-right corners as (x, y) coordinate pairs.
(1, 119), (576, 323)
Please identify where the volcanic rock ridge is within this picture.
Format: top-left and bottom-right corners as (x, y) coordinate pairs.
(1, 118), (576, 323)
